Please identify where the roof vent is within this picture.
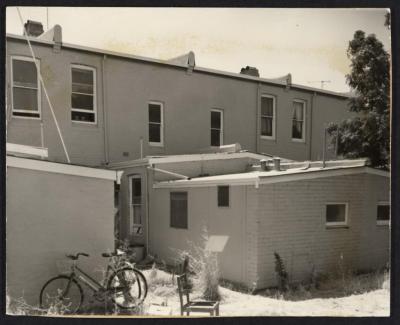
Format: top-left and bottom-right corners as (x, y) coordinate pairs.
(273, 157), (281, 171)
(23, 20), (44, 37)
(240, 66), (259, 77)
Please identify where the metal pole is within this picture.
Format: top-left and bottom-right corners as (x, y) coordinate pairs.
(322, 126), (327, 168)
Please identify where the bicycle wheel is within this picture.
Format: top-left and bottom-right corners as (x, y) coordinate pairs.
(107, 267), (142, 309)
(39, 275), (83, 314)
(134, 268), (148, 300)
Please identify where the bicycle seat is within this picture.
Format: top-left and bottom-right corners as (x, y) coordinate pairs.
(66, 252), (89, 260)
(101, 250), (126, 258)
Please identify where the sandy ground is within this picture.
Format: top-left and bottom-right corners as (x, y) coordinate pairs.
(142, 270), (390, 317)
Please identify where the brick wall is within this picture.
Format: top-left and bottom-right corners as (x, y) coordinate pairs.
(248, 173), (389, 289)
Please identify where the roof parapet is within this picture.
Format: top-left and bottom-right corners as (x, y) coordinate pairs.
(38, 24), (62, 53)
(167, 51), (195, 74)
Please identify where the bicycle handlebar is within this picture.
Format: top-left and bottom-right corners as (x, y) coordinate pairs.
(66, 252), (90, 260)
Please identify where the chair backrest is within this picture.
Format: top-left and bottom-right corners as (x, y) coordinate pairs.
(177, 274), (190, 308)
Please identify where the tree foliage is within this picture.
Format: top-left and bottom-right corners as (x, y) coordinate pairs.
(328, 30), (390, 168)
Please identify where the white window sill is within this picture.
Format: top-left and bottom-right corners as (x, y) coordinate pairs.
(260, 135), (275, 141)
(377, 221), (390, 226)
(149, 142), (164, 147)
(291, 138), (306, 143)
(326, 223), (348, 229)
(71, 120), (97, 126)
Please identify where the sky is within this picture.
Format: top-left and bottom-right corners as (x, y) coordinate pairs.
(6, 7), (391, 92)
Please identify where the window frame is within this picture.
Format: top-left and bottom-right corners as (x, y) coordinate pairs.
(70, 64), (97, 125)
(10, 56), (41, 120)
(376, 201), (390, 226)
(291, 99), (306, 142)
(129, 175), (143, 236)
(170, 191), (188, 230)
(148, 101), (164, 147)
(217, 185), (230, 208)
(325, 202), (348, 227)
(211, 108), (224, 147)
(260, 94), (276, 140)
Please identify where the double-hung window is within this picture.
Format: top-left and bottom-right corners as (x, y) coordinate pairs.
(11, 56), (41, 118)
(170, 192), (188, 229)
(71, 65), (96, 124)
(326, 203), (348, 227)
(292, 100), (306, 141)
(261, 95), (275, 139)
(211, 109), (223, 147)
(148, 102), (164, 146)
(377, 202), (390, 226)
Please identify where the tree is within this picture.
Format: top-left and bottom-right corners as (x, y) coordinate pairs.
(328, 30), (390, 168)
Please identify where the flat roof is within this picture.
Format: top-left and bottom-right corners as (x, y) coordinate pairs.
(7, 33), (350, 99)
(153, 160), (389, 188)
(7, 155), (121, 182)
(107, 151), (292, 169)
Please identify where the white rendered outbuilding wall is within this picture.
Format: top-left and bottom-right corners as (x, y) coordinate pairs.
(6, 157), (117, 308)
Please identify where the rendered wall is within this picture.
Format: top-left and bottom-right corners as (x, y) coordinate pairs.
(6, 166), (115, 308)
(6, 37), (351, 166)
(148, 186), (247, 285)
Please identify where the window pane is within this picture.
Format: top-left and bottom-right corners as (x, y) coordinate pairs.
(13, 60), (37, 88)
(13, 87), (38, 111)
(131, 178), (142, 201)
(293, 102), (304, 120)
(133, 206), (142, 224)
(71, 111), (95, 122)
(149, 104), (161, 123)
(211, 129), (221, 146)
(72, 68), (93, 94)
(326, 204), (346, 223)
(261, 97), (273, 116)
(218, 186), (229, 207)
(170, 192), (188, 229)
(377, 205), (390, 221)
(211, 111), (221, 129)
(72, 93), (94, 110)
(261, 117), (273, 136)
(292, 120), (303, 139)
(149, 123), (161, 143)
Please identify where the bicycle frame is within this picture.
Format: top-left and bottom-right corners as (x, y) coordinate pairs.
(68, 258), (117, 293)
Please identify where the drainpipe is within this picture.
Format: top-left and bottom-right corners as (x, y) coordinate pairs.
(308, 92), (316, 160)
(255, 82), (261, 153)
(145, 166), (150, 256)
(102, 54), (110, 164)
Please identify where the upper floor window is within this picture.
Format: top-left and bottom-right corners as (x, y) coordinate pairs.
(170, 192), (188, 229)
(292, 100), (306, 141)
(377, 202), (390, 226)
(261, 95), (275, 139)
(211, 109), (223, 147)
(71, 65), (96, 124)
(11, 56), (41, 119)
(149, 102), (164, 146)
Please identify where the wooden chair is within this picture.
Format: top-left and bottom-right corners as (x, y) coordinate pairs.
(177, 274), (220, 316)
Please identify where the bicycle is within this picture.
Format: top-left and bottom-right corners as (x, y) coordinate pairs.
(39, 251), (148, 314)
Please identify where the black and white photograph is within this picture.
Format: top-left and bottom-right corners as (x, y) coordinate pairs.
(4, 5), (393, 318)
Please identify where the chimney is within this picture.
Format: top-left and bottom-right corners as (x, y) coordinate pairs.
(240, 66), (260, 77)
(273, 157), (281, 171)
(24, 20), (44, 37)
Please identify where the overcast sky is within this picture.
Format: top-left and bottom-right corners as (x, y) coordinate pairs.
(6, 7), (391, 92)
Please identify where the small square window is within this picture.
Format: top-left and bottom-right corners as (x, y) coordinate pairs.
(218, 186), (229, 207)
(377, 203), (390, 226)
(326, 203), (348, 226)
